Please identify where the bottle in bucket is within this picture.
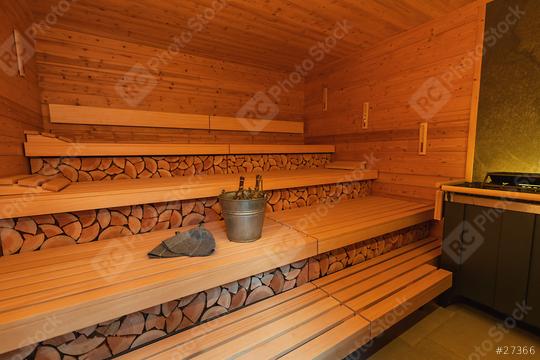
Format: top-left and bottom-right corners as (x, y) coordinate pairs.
(219, 175), (267, 242)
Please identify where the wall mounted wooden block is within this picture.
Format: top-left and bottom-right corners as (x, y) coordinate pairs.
(49, 104), (209, 130)
(13, 29), (26, 77)
(418, 122), (428, 155)
(362, 102), (370, 129)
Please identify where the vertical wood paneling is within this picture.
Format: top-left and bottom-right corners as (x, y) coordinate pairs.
(304, 2), (486, 201)
(35, 28), (305, 144)
(0, 0), (42, 176)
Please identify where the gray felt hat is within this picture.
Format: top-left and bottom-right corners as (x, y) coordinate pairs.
(148, 224), (216, 258)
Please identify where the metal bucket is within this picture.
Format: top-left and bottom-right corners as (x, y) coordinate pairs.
(218, 191), (266, 242)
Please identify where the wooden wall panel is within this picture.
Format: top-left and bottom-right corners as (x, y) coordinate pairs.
(304, 2), (486, 201)
(35, 28), (305, 144)
(0, 0), (42, 177)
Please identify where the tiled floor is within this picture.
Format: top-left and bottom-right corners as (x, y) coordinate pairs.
(365, 303), (540, 360)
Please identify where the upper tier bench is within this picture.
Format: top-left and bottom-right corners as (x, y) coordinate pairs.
(0, 196), (433, 354)
(24, 133), (335, 157)
(118, 238), (450, 359)
(0, 168), (378, 219)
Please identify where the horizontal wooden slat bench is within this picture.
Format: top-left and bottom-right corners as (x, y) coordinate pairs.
(0, 220), (316, 354)
(118, 238), (450, 359)
(0, 195), (436, 355)
(0, 168), (378, 218)
(119, 284), (368, 360)
(268, 195), (435, 252)
(24, 133), (336, 157)
(313, 238), (451, 339)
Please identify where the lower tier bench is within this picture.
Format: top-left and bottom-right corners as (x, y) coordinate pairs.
(314, 237), (451, 339)
(0, 220), (316, 354)
(119, 238), (451, 359)
(120, 284), (369, 360)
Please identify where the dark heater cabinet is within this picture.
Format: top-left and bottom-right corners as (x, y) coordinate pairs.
(442, 202), (539, 328)
(528, 219), (540, 327)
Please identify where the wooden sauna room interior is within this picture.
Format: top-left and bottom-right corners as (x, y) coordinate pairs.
(1, 0), (539, 359)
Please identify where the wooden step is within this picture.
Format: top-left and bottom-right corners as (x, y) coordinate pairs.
(119, 283), (370, 359)
(0, 168), (378, 219)
(314, 239), (441, 294)
(314, 238), (452, 339)
(325, 161), (367, 170)
(229, 144), (335, 155)
(279, 316), (370, 360)
(360, 269), (451, 337)
(268, 195), (434, 253)
(24, 134), (334, 157)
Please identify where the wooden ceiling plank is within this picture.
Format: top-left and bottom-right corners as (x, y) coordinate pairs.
(29, 0), (476, 71)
